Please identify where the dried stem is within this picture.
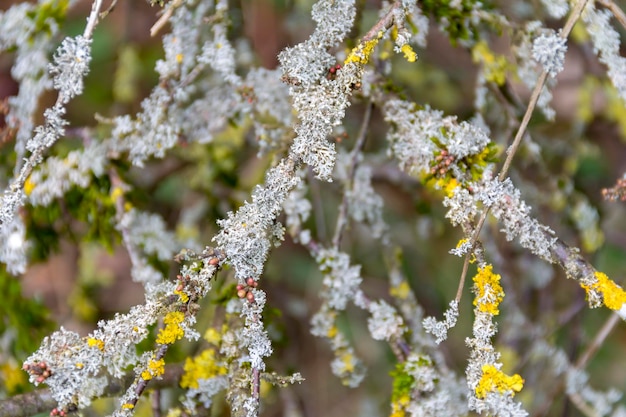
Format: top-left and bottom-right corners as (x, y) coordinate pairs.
(458, 0), (590, 298)
(332, 101), (373, 248)
(598, 0), (626, 30)
(84, 0), (105, 38)
(150, 0), (184, 37)
(575, 312), (620, 369)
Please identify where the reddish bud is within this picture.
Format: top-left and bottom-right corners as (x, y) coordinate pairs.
(246, 292), (255, 303)
(209, 257), (219, 266)
(246, 277), (256, 287)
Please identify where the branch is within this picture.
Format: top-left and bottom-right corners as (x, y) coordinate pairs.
(597, 0), (626, 31)
(459, 0), (590, 297)
(0, 365), (183, 417)
(332, 101), (373, 248)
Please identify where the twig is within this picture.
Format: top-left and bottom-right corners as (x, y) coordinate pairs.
(252, 367), (261, 403)
(533, 307), (621, 417)
(455, 252), (471, 303)
(458, 0), (590, 298)
(359, 1), (401, 44)
(2, 0), (107, 226)
(0, 365), (183, 417)
(150, 0), (184, 37)
(598, 0), (626, 31)
(99, 0), (119, 20)
(308, 169), (328, 242)
(568, 393), (600, 417)
(575, 312), (620, 369)
(500, 0), (587, 181)
(332, 101), (373, 248)
(125, 344), (170, 409)
(152, 389), (162, 417)
(84, 0), (105, 38)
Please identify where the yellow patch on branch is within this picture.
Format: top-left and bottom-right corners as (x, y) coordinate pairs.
(87, 337), (105, 351)
(400, 44), (417, 63)
(344, 33), (383, 66)
(180, 349), (227, 389)
(581, 271), (626, 310)
(156, 311), (185, 345)
(141, 358), (165, 381)
(473, 265), (504, 315)
(475, 364), (524, 399)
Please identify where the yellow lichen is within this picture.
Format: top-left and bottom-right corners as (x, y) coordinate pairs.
(203, 327), (222, 346)
(141, 358), (165, 381)
(110, 186), (124, 202)
(340, 352), (355, 373)
(327, 325), (338, 338)
(179, 349), (227, 389)
(345, 38), (380, 65)
(156, 311), (185, 345)
(389, 393), (410, 417)
(390, 281), (411, 300)
(473, 265), (504, 315)
(0, 362), (28, 394)
(400, 44), (417, 63)
(471, 41), (509, 86)
(87, 337), (105, 351)
(475, 364), (524, 399)
(174, 289), (189, 303)
(581, 271), (626, 311)
(24, 177), (35, 196)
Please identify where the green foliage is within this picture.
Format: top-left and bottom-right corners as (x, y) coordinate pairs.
(420, 0), (491, 44)
(25, 175), (120, 262)
(0, 267), (54, 360)
(390, 361), (415, 401)
(27, 0), (69, 38)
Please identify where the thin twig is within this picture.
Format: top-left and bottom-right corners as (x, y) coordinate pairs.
(3, 0), (106, 225)
(575, 312), (620, 369)
(458, 0), (590, 297)
(533, 309), (620, 417)
(455, 252), (471, 303)
(308, 169), (328, 242)
(84, 0), (105, 38)
(568, 393), (600, 417)
(150, 0), (184, 37)
(597, 0), (626, 31)
(126, 344), (170, 409)
(99, 0), (119, 20)
(332, 101), (373, 248)
(252, 367), (261, 403)
(152, 389), (162, 417)
(360, 1), (401, 44)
